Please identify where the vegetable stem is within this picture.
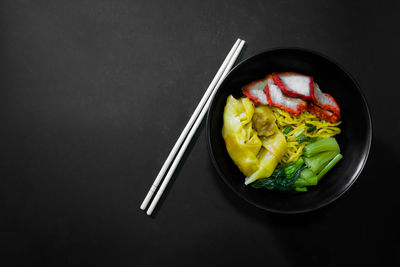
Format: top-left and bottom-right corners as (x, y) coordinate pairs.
(294, 128), (305, 138)
(303, 137), (340, 157)
(316, 153), (343, 181)
(304, 151), (339, 173)
(295, 187), (308, 192)
(294, 168), (318, 186)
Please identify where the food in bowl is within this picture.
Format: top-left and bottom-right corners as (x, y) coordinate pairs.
(222, 72), (343, 192)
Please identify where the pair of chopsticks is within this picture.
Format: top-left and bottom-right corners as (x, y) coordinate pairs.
(140, 38), (246, 216)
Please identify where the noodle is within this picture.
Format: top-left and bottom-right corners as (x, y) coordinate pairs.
(271, 107), (341, 163)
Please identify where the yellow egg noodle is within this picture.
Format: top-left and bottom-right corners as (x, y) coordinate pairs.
(271, 107), (341, 163)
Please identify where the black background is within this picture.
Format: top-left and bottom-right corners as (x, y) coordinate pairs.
(1, 0), (399, 266)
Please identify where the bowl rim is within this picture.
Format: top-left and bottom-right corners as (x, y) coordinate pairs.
(206, 46), (373, 214)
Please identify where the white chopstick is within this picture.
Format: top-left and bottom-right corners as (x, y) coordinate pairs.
(141, 39), (246, 215)
(140, 39), (242, 211)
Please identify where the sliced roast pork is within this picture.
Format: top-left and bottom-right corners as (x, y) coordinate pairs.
(272, 72), (313, 100)
(242, 76), (269, 105)
(264, 75), (307, 116)
(311, 83), (341, 116)
(308, 102), (341, 123)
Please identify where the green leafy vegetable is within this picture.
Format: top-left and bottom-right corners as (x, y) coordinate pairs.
(303, 137), (340, 157)
(251, 168), (293, 192)
(252, 137), (343, 193)
(250, 177), (276, 190)
(250, 158), (306, 192)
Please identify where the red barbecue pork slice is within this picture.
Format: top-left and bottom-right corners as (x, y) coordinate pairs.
(308, 102), (341, 123)
(264, 75), (307, 116)
(311, 83), (341, 116)
(272, 72), (313, 100)
(242, 76), (269, 105)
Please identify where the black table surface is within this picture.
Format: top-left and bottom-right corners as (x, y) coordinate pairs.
(1, 1), (399, 266)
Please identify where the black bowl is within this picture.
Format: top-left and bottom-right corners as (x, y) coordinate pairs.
(206, 48), (372, 214)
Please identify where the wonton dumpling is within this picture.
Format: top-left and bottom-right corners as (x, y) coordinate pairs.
(222, 96), (261, 177)
(222, 95), (288, 185)
(245, 130), (287, 185)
